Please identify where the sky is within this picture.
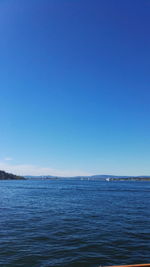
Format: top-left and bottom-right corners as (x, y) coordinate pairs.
(0, 0), (150, 176)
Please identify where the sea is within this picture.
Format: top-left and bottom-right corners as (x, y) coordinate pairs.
(0, 179), (150, 267)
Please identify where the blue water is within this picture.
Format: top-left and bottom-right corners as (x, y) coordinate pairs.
(0, 180), (150, 267)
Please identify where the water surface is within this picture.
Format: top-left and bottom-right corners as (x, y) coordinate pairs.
(0, 180), (150, 267)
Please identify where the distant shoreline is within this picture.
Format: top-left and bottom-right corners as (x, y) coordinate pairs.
(107, 177), (150, 181)
(25, 176), (150, 181)
(0, 170), (150, 181)
(0, 170), (25, 180)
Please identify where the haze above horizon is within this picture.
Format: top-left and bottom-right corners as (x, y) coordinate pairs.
(0, 0), (150, 176)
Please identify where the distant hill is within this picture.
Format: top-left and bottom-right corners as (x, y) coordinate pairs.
(0, 170), (25, 180)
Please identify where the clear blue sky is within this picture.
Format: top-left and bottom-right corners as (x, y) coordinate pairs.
(0, 0), (150, 176)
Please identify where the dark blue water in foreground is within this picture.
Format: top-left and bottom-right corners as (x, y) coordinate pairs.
(0, 180), (150, 267)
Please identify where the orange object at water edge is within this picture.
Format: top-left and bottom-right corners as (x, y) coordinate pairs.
(103, 264), (150, 267)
